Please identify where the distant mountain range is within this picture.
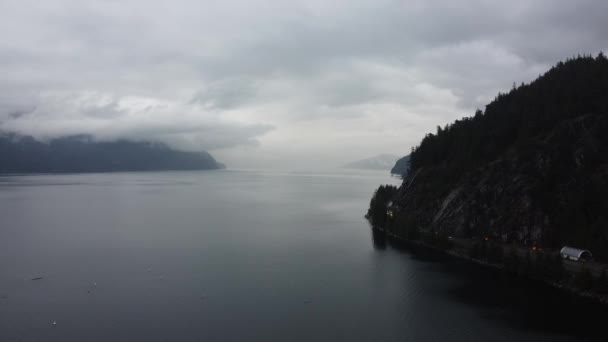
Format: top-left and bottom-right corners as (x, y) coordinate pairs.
(0, 133), (224, 173)
(343, 154), (400, 170)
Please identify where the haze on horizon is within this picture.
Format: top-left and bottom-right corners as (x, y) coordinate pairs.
(1, 0), (607, 169)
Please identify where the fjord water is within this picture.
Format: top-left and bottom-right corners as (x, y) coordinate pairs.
(0, 170), (605, 342)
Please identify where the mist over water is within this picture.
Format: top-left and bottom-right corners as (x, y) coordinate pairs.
(0, 170), (605, 341)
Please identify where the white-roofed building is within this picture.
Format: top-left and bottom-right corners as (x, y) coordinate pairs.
(560, 246), (593, 261)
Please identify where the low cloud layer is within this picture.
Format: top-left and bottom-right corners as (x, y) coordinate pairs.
(1, 0), (607, 168)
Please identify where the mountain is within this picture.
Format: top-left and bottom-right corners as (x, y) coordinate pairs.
(367, 54), (608, 260)
(390, 155), (410, 176)
(343, 154), (400, 170)
(0, 133), (224, 173)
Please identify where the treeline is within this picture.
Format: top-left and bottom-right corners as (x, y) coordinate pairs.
(409, 53), (608, 175)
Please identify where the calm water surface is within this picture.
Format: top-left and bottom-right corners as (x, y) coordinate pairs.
(0, 170), (605, 341)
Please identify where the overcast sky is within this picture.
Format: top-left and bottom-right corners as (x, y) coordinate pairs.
(1, 0), (607, 169)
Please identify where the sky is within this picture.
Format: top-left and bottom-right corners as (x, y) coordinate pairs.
(1, 0), (607, 169)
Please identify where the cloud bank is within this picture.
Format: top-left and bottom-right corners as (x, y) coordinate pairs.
(1, 0), (606, 168)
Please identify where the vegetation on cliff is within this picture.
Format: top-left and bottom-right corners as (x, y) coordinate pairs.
(368, 53), (608, 260)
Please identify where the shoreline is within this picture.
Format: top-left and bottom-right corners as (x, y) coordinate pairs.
(372, 226), (608, 306)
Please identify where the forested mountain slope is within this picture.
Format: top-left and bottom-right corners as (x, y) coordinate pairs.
(368, 54), (608, 259)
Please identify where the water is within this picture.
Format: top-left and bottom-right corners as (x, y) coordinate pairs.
(0, 170), (605, 342)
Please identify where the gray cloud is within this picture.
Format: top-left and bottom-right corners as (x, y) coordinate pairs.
(0, 0), (606, 168)
(190, 79), (259, 110)
(0, 91), (273, 150)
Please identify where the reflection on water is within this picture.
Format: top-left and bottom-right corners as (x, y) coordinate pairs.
(371, 228), (387, 250)
(0, 170), (605, 342)
(371, 229), (608, 341)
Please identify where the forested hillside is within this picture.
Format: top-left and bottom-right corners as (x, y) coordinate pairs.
(368, 54), (608, 259)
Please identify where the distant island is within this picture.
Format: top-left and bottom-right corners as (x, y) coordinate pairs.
(390, 155), (410, 176)
(367, 54), (608, 299)
(0, 133), (224, 173)
(343, 154), (400, 171)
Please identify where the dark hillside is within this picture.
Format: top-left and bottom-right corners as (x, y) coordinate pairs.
(368, 54), (608, 259)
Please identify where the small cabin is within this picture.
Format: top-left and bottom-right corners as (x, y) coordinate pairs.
(560, 246), (593, 261)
